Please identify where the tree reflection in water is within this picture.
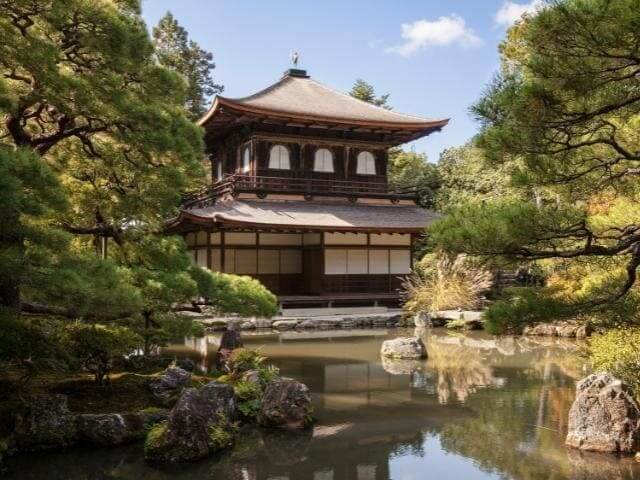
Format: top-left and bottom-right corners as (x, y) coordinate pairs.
(8, 328), (640, 480)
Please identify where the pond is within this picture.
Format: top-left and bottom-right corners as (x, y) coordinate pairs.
(7, 327), (640, 480)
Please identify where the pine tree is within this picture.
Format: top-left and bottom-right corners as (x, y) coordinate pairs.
(430, 0), (640, 328)
(153, 12), (223, 119)
(0, 0), (205, 319)
(349, 79), (391, 109)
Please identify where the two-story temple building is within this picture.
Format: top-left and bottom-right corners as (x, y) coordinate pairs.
(168, 68), (448, 309)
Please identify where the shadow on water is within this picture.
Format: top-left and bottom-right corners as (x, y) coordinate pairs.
(7, 328), (640, 480)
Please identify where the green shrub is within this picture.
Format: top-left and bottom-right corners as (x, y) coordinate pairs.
(192, 268), (277, 317)
(207, 414), (237, 450)
(233, 380), (263, 419)
(63, 322), (143, 384)
(590, 328), (640, 391)
(227, 348), (265, 375)
(482, 287), (567, 334)
(144, 420), (168, 453)
(0, 310), (69, 377)
(446, 318), (468, 330)
(226, 348), (280, 420)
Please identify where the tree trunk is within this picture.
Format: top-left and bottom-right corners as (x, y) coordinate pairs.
(143, 310), (152, 357)
(0, 212), (23, 313)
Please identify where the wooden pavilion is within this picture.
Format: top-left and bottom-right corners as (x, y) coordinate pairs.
(169, 68), (448, 308)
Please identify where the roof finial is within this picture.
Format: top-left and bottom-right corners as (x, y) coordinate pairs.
(289, 50), (300, 67)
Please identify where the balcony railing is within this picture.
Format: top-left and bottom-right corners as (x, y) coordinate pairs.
(183, 174), (416, 207)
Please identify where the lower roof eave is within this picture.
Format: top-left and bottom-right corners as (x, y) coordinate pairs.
(173, 212), (426, 234)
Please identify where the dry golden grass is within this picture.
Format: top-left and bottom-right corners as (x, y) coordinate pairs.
(403, 254), (493, 313)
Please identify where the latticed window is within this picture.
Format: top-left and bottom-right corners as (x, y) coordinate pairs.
(356, 151), (376, 175)
(269, 144), (291, 170)
(314, 148), (334, 172)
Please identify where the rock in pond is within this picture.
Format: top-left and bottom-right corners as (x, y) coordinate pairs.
(77, 410), (168, 446)
(380, 337), (427, 360)
(566, 373), (640, 453)
(14, 395), (77, 450)
(258, 377), (313, 430)
(144, 381), (236, 463)
(148, 366), (191, 406)
(175, 358), (196, 372)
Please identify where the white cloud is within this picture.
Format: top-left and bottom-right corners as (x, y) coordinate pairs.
(386, 15), (482, 57)
(495, 1), (544, 26)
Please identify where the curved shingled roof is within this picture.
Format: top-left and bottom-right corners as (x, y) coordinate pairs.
(199, 71), (449, 131)
(180, 199), (438, 233)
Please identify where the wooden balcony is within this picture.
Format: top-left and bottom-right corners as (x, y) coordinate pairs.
(183, 174), (417, 207)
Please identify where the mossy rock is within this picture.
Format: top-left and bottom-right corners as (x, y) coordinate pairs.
(144, 383), (237, 463)
(14, 395), (77, 451)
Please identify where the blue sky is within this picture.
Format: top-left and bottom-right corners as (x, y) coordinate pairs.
(141, 0), (541, 163)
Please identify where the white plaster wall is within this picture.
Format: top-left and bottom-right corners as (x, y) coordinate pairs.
(368, 250), (389, 274)
(390, 250), (411, 274)
(370, 233), (411, 246)
(325, 249), (347, 274)
(225, 232), (257, 245)
(259, 233), (302, 246)
(324, 232), (367, 245)
(347, 250), (368, 274)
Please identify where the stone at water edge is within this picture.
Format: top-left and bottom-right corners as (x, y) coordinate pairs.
(258, 377), (313, 430)
(175, 358), (195, 372)
(14, 395), (77, 450)
(380, 337), (428, 360)
(414, 312), (447, 328)
(148, 366), (191, 406)
(414, 311), (431, 328)
(272, 319), (300, 330)
(566, 372), (640, 453)
(523, 321), (592, 338)
(144, 381), (236, 463)
(76, 410), (168, 446)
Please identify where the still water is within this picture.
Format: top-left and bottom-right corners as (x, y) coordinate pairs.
(8, 328), (640, 480)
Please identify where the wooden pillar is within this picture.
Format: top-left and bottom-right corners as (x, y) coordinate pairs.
(206, 230), (212, 270)
(344, 146), (350, 180)
(220, 230), (226, 272)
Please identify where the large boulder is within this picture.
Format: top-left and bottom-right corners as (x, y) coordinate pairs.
(258, 377), (313, 430)
(144, 381), (236, 463)
(200, 381), (236, 420)
(148, 366), (191, 406)
(14, 395), (77, 450)
(566, 373), (640, 453)
(380, 337), (427, 360)
(77, 410), (168, 446)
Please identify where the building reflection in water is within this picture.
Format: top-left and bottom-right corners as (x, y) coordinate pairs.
(18, 328), (639, 480)
(174, 328), (595, 480)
